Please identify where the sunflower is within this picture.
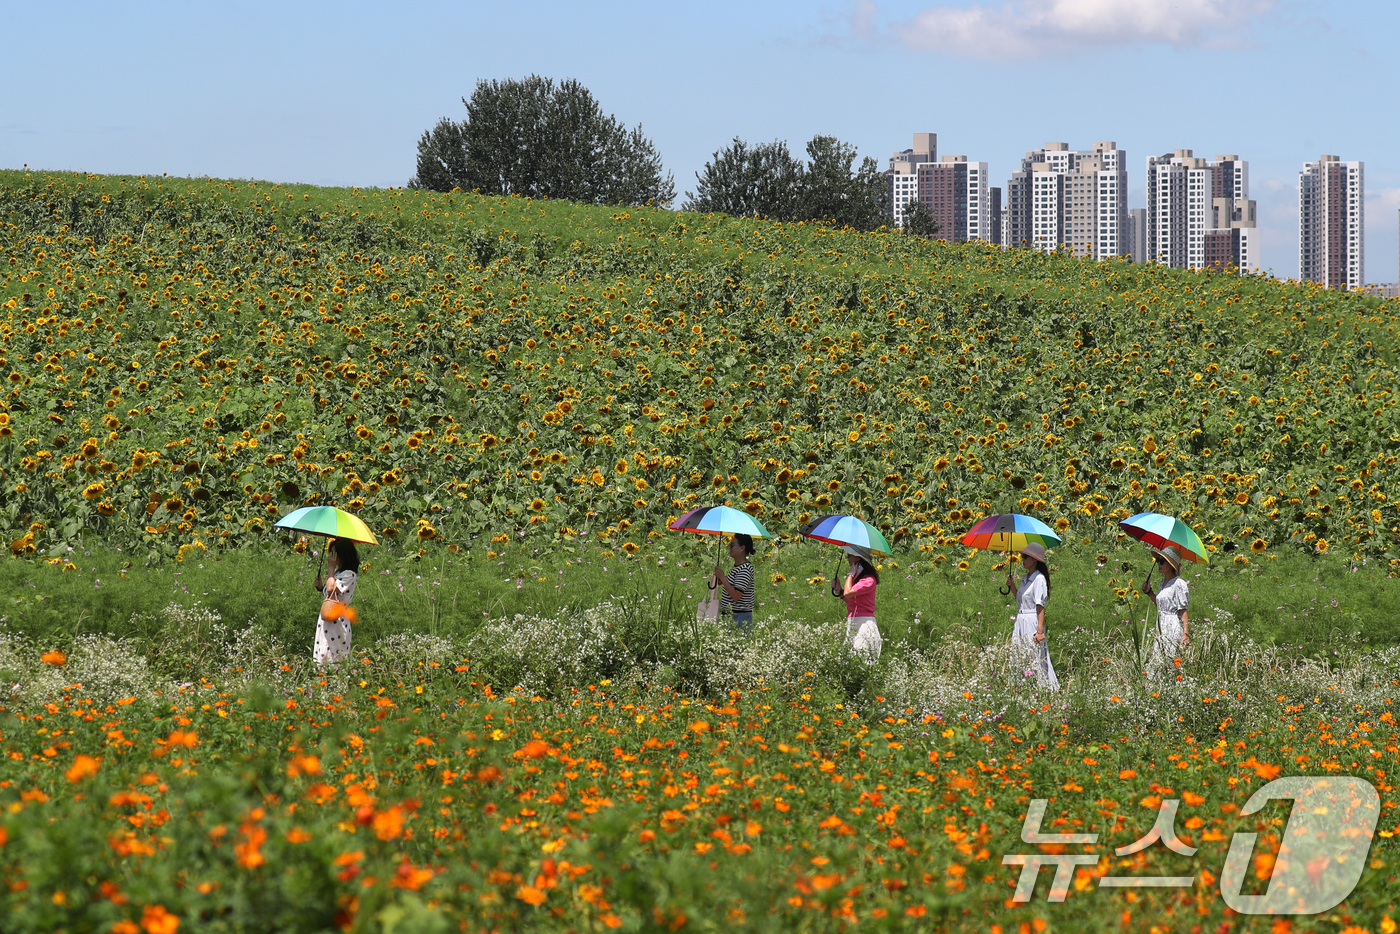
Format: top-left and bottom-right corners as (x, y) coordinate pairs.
(82, 482), (105, 500)
(933, 457), (950, 472)
(530, 470), (543, 481)
(406, 436), (422, 450)
(621, 542), (639, 554)
(356, 426), (373, 440)
(827, 480), (841, 492)
(1315, 539), (1329, 554)
(529, 499), (546, 512)
(1251, 538), (1267, 553)
(957, 560), (970, 570)
(1054, 517), (1070, 532)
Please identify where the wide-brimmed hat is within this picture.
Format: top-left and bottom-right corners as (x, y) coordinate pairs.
(1019, 542), (1048, 564)
(1151, 545), (1182, 572)
(842, 544), (874, 563)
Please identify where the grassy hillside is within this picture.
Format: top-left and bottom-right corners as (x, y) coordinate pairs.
(1, 169), (1398, 573)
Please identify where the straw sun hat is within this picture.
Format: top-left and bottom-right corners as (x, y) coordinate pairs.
(1151, 545), (1183, 572)
(1019, 542), (1048, 564)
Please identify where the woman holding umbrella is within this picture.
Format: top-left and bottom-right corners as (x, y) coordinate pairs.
(1006, 542), (1059, 691)
(313, 537), (360, 665)
(713, 533), (757, 636)
(834, 544), (882, 663)
(1142, 545), (1189, 662)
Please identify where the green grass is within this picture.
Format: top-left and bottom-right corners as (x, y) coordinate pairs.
(5, 540), (1392, 666)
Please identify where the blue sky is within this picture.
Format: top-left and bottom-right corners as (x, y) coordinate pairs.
(5, 0), (1397, 283)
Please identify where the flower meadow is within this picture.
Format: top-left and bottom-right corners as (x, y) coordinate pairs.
(1, 170), (1399, 570)
(2, 169), (1400, 931)
(0, 603), (1396, 932)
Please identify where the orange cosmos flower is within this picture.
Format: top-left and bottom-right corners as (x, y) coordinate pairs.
(41, 650), (67, 667)
(139, 904), (180, 934)
(66, 754), (101, 783)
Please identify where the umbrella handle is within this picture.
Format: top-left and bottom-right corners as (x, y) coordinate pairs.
(999, 583), (1012, 596)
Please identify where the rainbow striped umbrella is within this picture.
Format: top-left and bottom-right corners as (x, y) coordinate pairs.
(668, 505), (771, 539)
(960, 513), (1062, 552)
(1118, 512), (1208, 565)
(275, 506), (379, 545)
(798, 514), (892, 556)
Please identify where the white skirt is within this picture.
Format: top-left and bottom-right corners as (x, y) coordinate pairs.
(1011, 613), (1059, 691)
(1152, 611), (1186, 666)
(845, 616), (882, 664)
(313, 614), (353, 665)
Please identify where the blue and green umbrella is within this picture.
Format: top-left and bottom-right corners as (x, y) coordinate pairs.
(668, 505), (772, 539)
(798, 513), (892, 589)
(274, 505), (378, 582)
(798, 513), (892, 556)
(670, 505), (771, 596)
(275, 506), (379, 545)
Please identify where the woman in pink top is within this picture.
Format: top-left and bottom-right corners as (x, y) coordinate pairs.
(832, 544), (882, 663)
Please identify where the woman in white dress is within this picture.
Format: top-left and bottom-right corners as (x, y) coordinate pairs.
(1143, 545), (1189, 667)
(313, 537), (359, 665)
(1005, 542), (1059, 691)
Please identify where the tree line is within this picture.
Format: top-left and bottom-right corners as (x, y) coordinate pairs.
(411, 76), (932, 234)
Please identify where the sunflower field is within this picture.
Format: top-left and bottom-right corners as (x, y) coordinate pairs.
(2, 169), (1398, 571)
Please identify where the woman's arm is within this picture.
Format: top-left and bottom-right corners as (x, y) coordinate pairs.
(1034, 604), (1046, 642)
(1180, 610), (1189, 642)
(712, 566), (738, 598)
(717, 566), (751, 602)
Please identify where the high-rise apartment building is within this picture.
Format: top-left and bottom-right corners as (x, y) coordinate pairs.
(886, 134), (997, 244)
(1299, 155), (1364, 290)
(887, 133), (936, 229)
(1003, 141), (1128, 258)
(988, 187), (1002, 246)
(1146, 151), (1256, 273)
(1128, 208), (1147, 264)
(915, 155), (992, 242)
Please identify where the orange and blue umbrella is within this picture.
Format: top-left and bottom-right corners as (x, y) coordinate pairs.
(960, 513), (1062, 552)
(1118, 512), (1208, 565)
(798, 514), (892, 556)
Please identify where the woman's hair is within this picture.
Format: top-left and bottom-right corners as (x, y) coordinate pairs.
(732, 533), (754, 558)
(1028, 558), (1051, 601)
(852, 557), (880, 585)
(330, 538), (360, 574)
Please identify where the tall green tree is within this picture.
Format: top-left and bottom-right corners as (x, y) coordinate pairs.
(900, 199), (941, 238)
(409, 76), (675, 207)
(794, 136), (888, 230)
(684, 134), (889, 230)
(684, 138), (803, 218)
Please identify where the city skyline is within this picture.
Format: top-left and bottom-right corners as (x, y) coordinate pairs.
(2, 0), (1397, 284)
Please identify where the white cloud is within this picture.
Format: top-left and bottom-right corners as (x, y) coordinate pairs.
(1369, 187), (1400, 213)
(887, 0), (1277, 59)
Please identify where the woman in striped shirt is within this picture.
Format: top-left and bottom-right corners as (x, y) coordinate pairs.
(713, 533), (756, 635)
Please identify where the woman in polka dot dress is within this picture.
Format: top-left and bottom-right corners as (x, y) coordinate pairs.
(313, 538), (359, 665)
